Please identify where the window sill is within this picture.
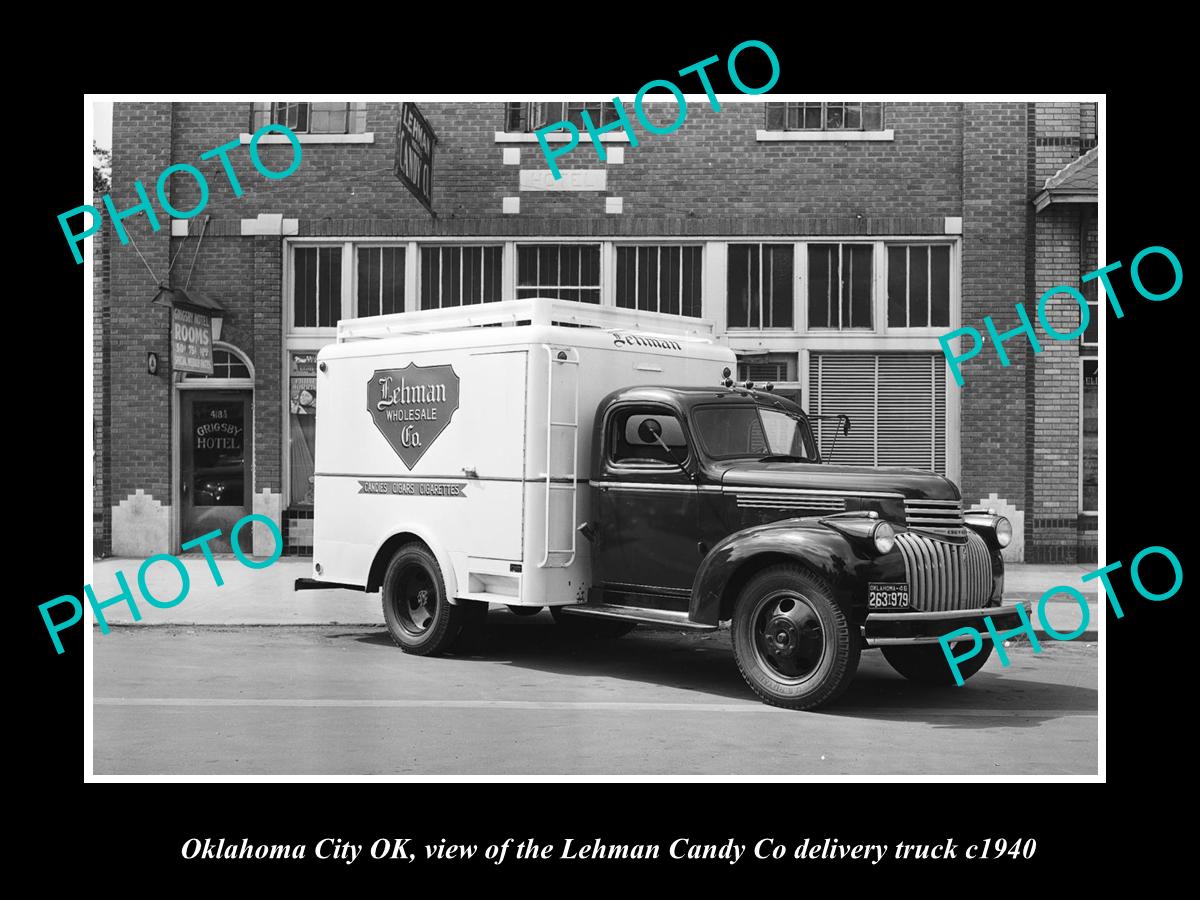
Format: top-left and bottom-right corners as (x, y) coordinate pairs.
(494, 131), (631, 144)
(240, 132), (375, 145)
(755, 130), (895, 142)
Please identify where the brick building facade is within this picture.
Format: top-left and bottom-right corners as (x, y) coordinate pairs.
(94, 99), (1099, 562)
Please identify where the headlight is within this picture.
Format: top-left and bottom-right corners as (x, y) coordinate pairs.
(995, 516), (1012, 548)
(873, 521), (896, 554)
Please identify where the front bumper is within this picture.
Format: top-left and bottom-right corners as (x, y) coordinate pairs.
(863, 600), (1031, 646)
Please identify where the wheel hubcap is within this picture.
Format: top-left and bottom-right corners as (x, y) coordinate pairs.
(395, 566), (437, 636)
(752, 592), (825, 682)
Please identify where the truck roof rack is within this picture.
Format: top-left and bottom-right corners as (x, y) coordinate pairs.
(336, 297), (717, 343)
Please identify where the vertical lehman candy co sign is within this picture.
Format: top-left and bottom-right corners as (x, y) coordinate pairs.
(369, 364), (460, 469)
(394, 102), (437, 214)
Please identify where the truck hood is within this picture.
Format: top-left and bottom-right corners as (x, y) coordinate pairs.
(716, 461), (960, 502)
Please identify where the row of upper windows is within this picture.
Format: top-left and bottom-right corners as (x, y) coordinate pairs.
(250, 102), (886, 135)
(291, 241), (955, 333)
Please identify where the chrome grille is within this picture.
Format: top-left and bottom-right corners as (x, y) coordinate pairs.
(894, 530), (993, 612)
(735, 492), (845, 512)
(904, 498), (965, 537)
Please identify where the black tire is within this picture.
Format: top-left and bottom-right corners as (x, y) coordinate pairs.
(506, 605), (544, 617)
(550, 606), (638, 638)
(731, 565), (859, 710)
(883, 639), (994, 686)
(380, 542), (464, 656)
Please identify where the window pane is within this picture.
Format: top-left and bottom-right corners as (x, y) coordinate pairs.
(825, 104), (845, 129)
(682, 246), (702, 317)
(462, 247), (479, 305)
(807, 245), (833, 328)
(909, 247), (929, 328)
(844, 104), (861, 129)
(803, 103), (822, 129)
(765, 103), (786, 130)
(863, 103), (882, 130)
(357, 248), (378, 317)
(844, 245), (872, 327)
(616, 246), (636, 309)
(1081, 360), (1098, 510)
(310, 102), (349, 134)
(381, 247), (403, 315)
(1083, 302), (1098, 347)
(517, 246), (537, 286)
(637, 247), (656, 311)
(504, 102), (526, 132)
(887, 247), (907, 327)
(420, 247), (437, 309)
(295, 247), (316, 326)
(441, 246), (460, 307)
(930, 245), (950, 326)
(660, 246), (680, 316)
(485, 246), (503, 302)
(727, 246), (751, 327)
(320, 248), (341, 326)
(767, 244), (793, 328)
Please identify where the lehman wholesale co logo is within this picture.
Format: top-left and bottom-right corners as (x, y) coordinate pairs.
(368, 363), (460, 469)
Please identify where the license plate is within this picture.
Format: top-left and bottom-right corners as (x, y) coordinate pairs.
(868, 583), (910, 610)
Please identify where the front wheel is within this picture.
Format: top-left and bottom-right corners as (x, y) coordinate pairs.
(883, 639), (994, 685)
(731, 565), (859, 710)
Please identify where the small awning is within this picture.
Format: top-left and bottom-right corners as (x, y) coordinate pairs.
(151, 285), (227, 314)
(1033, 146), (1098, 212)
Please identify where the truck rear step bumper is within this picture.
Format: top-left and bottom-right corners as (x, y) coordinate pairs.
(558, 603), (718, 631)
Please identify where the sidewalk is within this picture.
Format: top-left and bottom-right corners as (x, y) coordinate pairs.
(84, 557), (1099, 640)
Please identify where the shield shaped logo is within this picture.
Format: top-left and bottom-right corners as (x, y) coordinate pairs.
(367, 363), (460, 469)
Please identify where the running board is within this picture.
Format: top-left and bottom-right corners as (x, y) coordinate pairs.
(557, 604), (717, 631)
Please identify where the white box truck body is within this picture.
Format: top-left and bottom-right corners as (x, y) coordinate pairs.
(308, 297), (735, 610)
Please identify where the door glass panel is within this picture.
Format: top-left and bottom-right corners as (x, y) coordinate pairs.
(192, 400), (246, 506)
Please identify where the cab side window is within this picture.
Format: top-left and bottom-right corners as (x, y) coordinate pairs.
(609, 408), (689, 467)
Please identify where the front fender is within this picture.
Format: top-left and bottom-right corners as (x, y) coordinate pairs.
(689, 518), (903, 626)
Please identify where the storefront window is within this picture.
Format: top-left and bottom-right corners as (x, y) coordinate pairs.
(290, 352), (318, 506)
(808, 244), (872, 330)
(887, 245), (951, 328)
(727, 244), (793, 328)
(616, 245), (702, 317)
(516, 244), (601, 304)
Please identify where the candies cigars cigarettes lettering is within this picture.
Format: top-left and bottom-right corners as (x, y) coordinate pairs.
(357, 480), (466, 496)
(59, 123), (303, 265)
(939, 543), (1183, 685)
(535, 39), (780, 179)
(938, 244), (1183, 387)
(37, 514), (283, 655)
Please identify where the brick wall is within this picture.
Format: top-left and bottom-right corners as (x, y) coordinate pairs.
(162, 101), (965, 229)
(108, 103), (174, 554)
(92, 229), (111, 555)
(958, 104), (1030, 533)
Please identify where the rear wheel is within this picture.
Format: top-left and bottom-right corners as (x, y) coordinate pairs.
(883, 639), (994, 685)
(550, 606), (638, 638)
(381, 543), (465, 656)
(731, 565), (859, 710)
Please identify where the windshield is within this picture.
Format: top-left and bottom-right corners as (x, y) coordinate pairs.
(692, 404), (818, 461)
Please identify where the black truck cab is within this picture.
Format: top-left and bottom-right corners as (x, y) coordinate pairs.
(573, 384), (1023, 709)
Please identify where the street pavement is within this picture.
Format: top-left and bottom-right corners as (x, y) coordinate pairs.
(87, 557), (1102, 638)
(92, 612), (1099, 777)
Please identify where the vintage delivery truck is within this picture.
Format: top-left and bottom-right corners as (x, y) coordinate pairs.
(298, 297), (1025, 710)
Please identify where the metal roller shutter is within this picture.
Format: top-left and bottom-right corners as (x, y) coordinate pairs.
(811, 352), (946, 474)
